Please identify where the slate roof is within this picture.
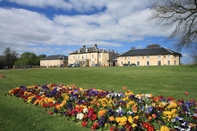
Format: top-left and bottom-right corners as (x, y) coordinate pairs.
(118, 47), (182, 57)
(69, 45), (109, 54)
(69, 46), (98, 54)
(41, 55), (68, 60)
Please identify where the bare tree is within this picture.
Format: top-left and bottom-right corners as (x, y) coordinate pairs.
(191, 45), (197, 64)
(150, 0), (197, 50)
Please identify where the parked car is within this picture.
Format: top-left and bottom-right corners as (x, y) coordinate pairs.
(130, 63), (136, 66)
(95, 64), (101, 67)
(72, 64), (80, 67)
(123, 63), (128, 66)
(68, 64), (74, 67)
(123, 63), (136, 66)
(25, 65), (32, 68)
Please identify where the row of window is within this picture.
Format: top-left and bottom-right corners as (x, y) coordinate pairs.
(121, 60), (177, 66)
(72, 54), (103, 59)
(120, 54), (177, 60)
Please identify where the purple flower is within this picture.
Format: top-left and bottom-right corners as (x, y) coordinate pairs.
(108, 109), (115, 116)
(54, 108), (58, 113)
(20, 86), (26, 90)
(119, 128), (126, 131)
(98, 116), (105, 127)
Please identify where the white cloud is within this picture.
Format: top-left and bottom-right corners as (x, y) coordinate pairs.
(8, 0), (72, 9)
(0, 0), (175, 56)
(63, 49), (74, 54)
(182, 53), (190, 57)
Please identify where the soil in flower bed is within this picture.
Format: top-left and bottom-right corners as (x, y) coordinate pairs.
(7, 84), (197, 131)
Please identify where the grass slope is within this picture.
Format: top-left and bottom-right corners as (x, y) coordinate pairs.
(0, 65), (196, 131)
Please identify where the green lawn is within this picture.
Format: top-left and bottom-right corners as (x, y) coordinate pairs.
(0, 65), (196, 131)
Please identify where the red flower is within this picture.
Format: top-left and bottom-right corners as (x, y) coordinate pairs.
(81, 121), (88, 127)
(110, 126), (116, 131)
(91, 114), (97, 121)
(185, 92), (189, 96)
(83, 114), (88, 119)
(48, 111), (53, 115)
(91, 122), (98, 130)
(76, 107), (83, 113)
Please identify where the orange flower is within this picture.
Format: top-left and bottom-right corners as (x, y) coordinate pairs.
(98, 110), (106, 117)
(152, 114), (156, 119)
(123, 86), (127, 90)
(55, 104), (60, 110)
(148, 116), (152, 121)
(109, 116), (115, 121)
(97, 103), (100, 107)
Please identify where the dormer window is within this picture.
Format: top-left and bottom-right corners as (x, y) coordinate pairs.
(86, 49), (88, 52)
(78, 50), (80, 53)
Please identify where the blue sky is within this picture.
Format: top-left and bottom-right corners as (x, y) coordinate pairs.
(0, 0), (193, 64)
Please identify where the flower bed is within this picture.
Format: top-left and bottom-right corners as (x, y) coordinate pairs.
(7, 84), (197, 131)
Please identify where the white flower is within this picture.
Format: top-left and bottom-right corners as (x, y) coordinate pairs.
(116, 107), (122, 112)
(83, 108), (88, 113)
(127, 111), (133, 115)
(76, 113), (84, 120)
(39, 92), (44, 95)
(171, 119), (176, 122)
(106, 94), (110, 98)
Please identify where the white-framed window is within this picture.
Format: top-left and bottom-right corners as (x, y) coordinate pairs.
(137, 61), (140, 66)
(78, 55), (80, 59)
(168, 54), (170, 58)
(128, 61), (130, 65)
(128, 56), (130, 59)
(147, 61), (149, 66)
(92, 54), (94, 58)
(99, 54), (101, 58)
(168, 61), (170, 65)
(158, 54), (161, 58)
(174, 60), (176, 65)
(137, 55), (140, 59)
(158, 61), (161, 66)
(121, 61), (123, 65)
(147, 55), (149, 59)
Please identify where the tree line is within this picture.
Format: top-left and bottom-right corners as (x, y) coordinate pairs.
(0, 47), (46, 69)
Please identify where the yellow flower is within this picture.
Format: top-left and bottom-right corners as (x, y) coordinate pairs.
(115, 116), (127, 126)
(128, 116), (133, 123)
(8, 90), (13, 94)
(167, 101), (177, 108)
(126, 100), (135, 108)
(132, 123), (137, 128)
(115, 116), (127, 123)
(160, 126), (170, 131)
(133, 116), (139, 120)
